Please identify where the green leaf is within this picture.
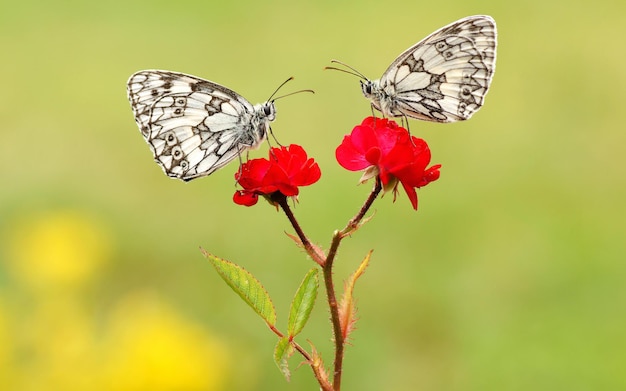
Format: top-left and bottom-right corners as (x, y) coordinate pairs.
(201, 248), (276, 326)
(287, 267), (319, 338)
(274, 336), (294, 381)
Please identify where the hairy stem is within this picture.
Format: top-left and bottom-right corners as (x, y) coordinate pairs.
(277, 195), (325, 265)
(322, 250), (343, 390)
(268, 324), (334, 391)
(277, 180), (382, 391)
(341, 178), (382, 238)
(268, 323), (311, 361)
(325, 179), (382, 390)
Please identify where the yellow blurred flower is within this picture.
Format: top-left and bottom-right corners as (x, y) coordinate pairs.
(0, 300), (15, 389)
(4, 210), (112, 290)
(13, 298), (99, 391)
(2, 210), (232, 390)
(103, 291), (230, 391)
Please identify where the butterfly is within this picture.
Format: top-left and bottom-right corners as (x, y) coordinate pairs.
(327, 15), (497, 123)
(127, 70), (287, 181)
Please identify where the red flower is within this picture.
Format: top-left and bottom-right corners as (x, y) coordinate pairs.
(234, 144), (321, 206)
(336, 117), (441, 210)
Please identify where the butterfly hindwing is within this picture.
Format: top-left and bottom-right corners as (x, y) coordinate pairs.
(371, 15), (497, 122)
(127, 70), (271, 181)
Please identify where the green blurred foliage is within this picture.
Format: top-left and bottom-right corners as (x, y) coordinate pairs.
(1, 0), (625, 389)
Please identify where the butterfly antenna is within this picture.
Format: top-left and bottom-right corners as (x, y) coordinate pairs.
(325, 59), (369, 80)
(273, 89), (315, 101)
(267, 76), (295, 102)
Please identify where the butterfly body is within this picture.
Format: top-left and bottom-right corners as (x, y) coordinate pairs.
(127, 70), (275, 181)
(356, 15), (497, 123)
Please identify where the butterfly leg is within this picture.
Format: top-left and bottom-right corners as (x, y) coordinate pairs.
(370, 104), (376, 118)
(233, 151), (247, 185)
(267, 124), (283, 147)
(400, 115), (408, 129)
(400, 115), (418, 146)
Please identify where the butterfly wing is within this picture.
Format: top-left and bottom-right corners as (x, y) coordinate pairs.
(379, 15), (497, 122)
(127, 70), (262, 181)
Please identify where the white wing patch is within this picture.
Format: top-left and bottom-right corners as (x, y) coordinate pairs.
(363, 15), (497, 123)
(127, 70), (275, 181)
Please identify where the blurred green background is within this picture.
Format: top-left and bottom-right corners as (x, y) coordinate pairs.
(1, 0), (625, 389)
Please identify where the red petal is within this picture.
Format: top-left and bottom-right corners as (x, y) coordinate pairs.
(237, 158), (272, 190)
(233, 190), (259, 206)
(292, 159), (321, 186)
(350, 123), (379, 153)
(364, 146), (382, 165)
(336, 135), (370, 171)
(267, 144), (321, 191)
(418, 164), (441, 187)
(277, 183), (299, 196)
(401, 181), (419, 210)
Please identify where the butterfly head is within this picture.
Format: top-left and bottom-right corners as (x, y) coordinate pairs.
(262, 77), (313, 123)
(360, 79), (376, 99)
(261, 101), (277, 122)
(360, 78), (387, 114)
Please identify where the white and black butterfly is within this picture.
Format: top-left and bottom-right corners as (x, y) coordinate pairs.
(328, 15), (497, 123)
(127, 70), (287, 181)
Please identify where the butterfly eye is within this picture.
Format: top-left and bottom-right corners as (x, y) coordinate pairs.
(360, 81), (373, 96)
(263, 103), (276, 121)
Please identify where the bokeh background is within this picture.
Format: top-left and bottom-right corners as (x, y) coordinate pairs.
(2, 0), (625, 390)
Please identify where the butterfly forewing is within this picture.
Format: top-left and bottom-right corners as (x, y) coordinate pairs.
(373, 15), (497, 122)
(127, 70), (270, 181)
